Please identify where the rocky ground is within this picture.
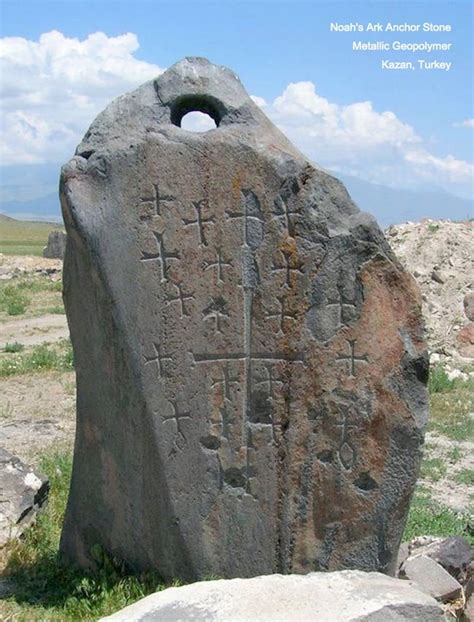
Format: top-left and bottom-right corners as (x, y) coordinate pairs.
(386, 219), (474, 367)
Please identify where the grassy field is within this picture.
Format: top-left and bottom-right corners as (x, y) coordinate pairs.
(0, 214), (63, 256)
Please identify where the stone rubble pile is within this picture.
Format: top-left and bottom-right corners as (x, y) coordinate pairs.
(386, 219), (474, 368)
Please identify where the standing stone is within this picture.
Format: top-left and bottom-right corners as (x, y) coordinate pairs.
(43, 230), (67, 259)
(59, 57), (429, 581)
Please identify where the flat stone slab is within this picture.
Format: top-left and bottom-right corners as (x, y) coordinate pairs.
(401, 555), (463, 602)
(100, 570), (445, 622)
(60, 57), (428, 580)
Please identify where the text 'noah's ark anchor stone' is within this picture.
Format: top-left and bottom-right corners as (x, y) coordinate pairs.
(140, 231), (179, 282)
(336, 339), (368, 377)
(182, 199), (215, 246)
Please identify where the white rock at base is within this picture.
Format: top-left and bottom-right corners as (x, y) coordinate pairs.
(100, 570), (446, 622)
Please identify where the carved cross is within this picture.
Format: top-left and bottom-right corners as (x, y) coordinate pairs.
(161, 400), (191, 445)
(140, 183), (174, 218)
(271, 250), (304, 287)
(265, 296), (297, 334)
(142, 342), (172, 378)
(182, 199), (215, 246)
(166, 281), (194, 317)
(212, 362), (240, 401)
(204, 248), (232, 284)
(336, 339), (368, 377)
(327, 285), (357, 328)
(141, 231), (179, 282)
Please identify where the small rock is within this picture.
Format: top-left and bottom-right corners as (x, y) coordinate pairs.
(401, 554), (463, 602)
(396, 542), (410, 575)
(446, 368), (468, 381)
(431, 269), (444, 284)
(409, 536), (473, 584)
(465, 593), (474, 622)
(0, 447), (49, 547)
(457, 323), (474, 358)
(464, 292), (474, 321)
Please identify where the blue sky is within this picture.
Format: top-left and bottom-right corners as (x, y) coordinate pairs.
(0, 0), (472, 203)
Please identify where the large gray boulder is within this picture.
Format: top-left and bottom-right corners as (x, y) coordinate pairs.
(60, 57), (428, 580)
(100, 571), (446, 621)
(43, 230), (67, 259)
(0, 448), (49, 546)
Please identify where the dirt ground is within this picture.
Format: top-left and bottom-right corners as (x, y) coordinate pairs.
(0, 371), (76, 463)
(0, 314), (69, 349)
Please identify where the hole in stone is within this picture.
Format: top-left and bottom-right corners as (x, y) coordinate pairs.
(354, 472), (378, 491)
(180, 111), (217, 132)
(170, 94), (222, 131)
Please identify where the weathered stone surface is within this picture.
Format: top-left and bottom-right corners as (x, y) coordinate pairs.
(60, 57), (428, 580)
(464, 292), (474, 322)
(100, 571), (445, 622)
(43, 230), (67, 259)
(401, 555), (463, 602)
(0, 447), (49, 546)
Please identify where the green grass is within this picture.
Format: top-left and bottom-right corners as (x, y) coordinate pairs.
(1, 450), (166, 621)
(0, 214), (63, 256)
(0, 276), (64, 319)
(455, 468), (474, 486)
(0, 283), (30, 315)
(0, 341), (74, 378)
(428, 366), (474, 394)
(427, 366), (474, 441)
(420, 457), (447, 482)
(404, 487), (473, 545)
(46, 306), (66, 315)
(4, 341), (25, 353)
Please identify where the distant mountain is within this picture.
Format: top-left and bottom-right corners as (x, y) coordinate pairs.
(338, 174), (473, 227)
(0, 193), (62, 223)
(0, 168), (472, 227)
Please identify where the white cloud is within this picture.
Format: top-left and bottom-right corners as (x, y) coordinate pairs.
(453, 118), (474, 129)
(0, 31), (162, 164)
(0, 31), (471, 198)
(264, 81), (472, 194)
